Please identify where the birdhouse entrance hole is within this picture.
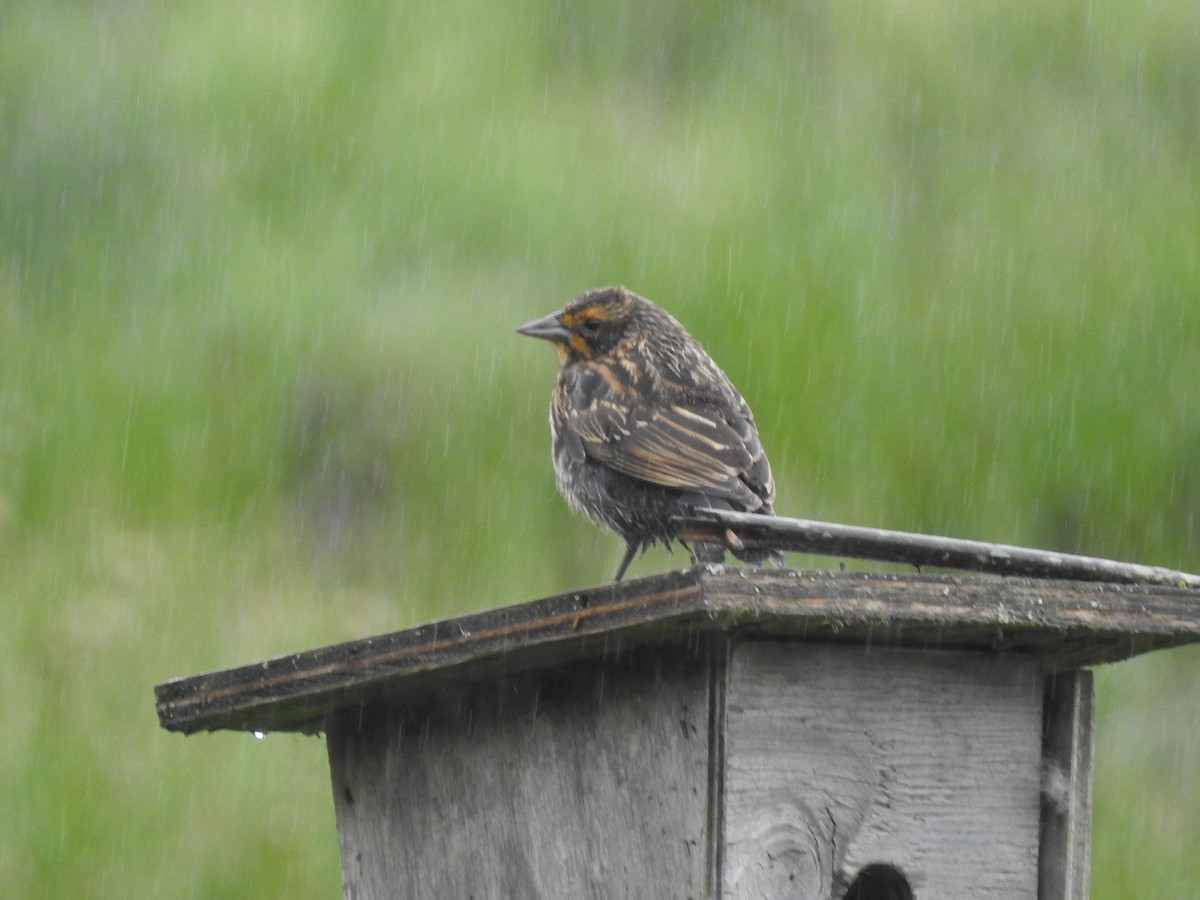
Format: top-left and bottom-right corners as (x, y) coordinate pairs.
(842, 862), (914, 900)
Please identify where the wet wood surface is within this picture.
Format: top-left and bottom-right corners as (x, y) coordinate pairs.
(327, 647), (716, 899)
(722, 642), (1044, 899)
(1038, 670), (1094, 900)
(155, 567), (1200, 735)
(678, 508), (1200, 588)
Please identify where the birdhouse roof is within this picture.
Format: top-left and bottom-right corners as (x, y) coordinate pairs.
(154, 567), (1200, 736)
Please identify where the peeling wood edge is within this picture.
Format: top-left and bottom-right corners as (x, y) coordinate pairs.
(154, 568), (1200, 736)
(154, 570), (704, 734)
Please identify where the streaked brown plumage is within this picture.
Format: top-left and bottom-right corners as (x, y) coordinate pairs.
(517, 285), (783, 581)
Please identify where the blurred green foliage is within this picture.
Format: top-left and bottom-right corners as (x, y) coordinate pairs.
(2, 0), (1198, 896)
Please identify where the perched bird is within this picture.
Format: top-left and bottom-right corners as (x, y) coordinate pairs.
(517, 285), (783, 581)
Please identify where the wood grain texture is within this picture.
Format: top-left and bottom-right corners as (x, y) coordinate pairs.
(155, 569), (1200, 735)
(327, 647), (714, 900)
(722, 642), (1044, 900)
(1039, 671), (1094, 900)
(677, 508), (1200, 587)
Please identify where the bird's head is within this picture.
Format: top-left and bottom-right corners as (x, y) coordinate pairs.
(516, 286), (640, 363)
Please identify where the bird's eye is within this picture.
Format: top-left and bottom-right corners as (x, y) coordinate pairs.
(582, 318), (601, 334)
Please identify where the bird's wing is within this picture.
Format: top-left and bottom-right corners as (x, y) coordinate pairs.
(571, 398), (771, 510)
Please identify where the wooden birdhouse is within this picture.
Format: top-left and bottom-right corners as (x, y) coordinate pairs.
(156, 561), (1200, 899)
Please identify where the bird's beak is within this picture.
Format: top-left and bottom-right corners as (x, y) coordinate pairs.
(516, 310), (570, 344)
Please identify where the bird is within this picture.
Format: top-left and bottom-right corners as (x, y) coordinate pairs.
(516, 285), (783, 582)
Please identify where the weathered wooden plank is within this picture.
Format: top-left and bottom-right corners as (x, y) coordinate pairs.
(327, 647), (714, 900)
(156, 569), (705, 735)
(677, 509), (1200, 587)
(155, 569), (1200, 735)
(1038, 671), (1094, 900)
(722, 642), (1044, 900)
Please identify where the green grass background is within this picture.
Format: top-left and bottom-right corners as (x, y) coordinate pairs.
(2, 1), (1198, 896)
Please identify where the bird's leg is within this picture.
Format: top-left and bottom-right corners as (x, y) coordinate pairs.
(612, 542), (639, 582)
